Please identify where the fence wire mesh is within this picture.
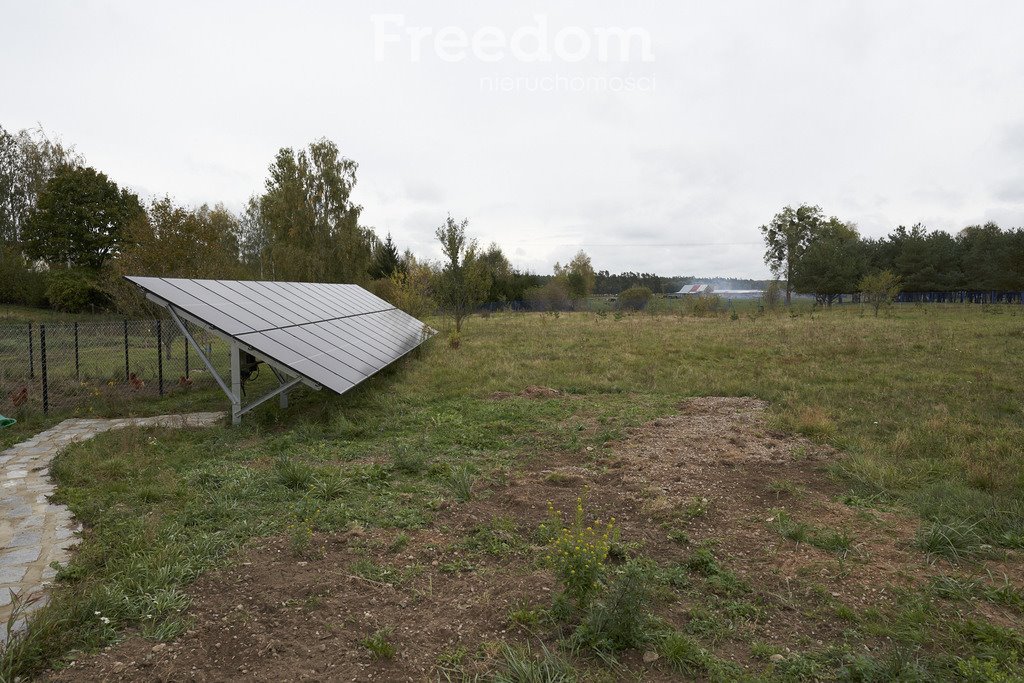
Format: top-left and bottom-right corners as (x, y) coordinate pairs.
(0, 318), (233, 416)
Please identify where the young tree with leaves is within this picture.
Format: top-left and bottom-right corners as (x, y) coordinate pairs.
(554, 249), (597, 302)
(434, 215), (491, 333)
(859, 270), (902, 316)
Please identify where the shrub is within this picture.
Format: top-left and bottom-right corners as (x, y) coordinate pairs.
(543, 498), (616, 607)
(761, 279), (783, 312)
(616, 286), (652, 311)
(45, 269), (109, 312)
(369, 264), (435, 318)
(570, 560), (656, 653)
(525, 280), (572, 312)
(0, 246), (47, 306)
(683, 294), (723, 317)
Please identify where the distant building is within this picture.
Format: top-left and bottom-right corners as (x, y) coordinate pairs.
(713, 289), (764, 299)
(668, 284), (713, 298)
(668, 284), (765, 299)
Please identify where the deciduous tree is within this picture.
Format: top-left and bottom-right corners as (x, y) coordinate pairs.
(759, 204), (827, 305)
(22, 165), (142, 270)
(110, 197), (245, 315)
(0, 125), (79, 244)
(245, 138), (373, 283)
(791, 219), (864, 305)
(434, 215), (490, 333)
(555, 250), (596, 301)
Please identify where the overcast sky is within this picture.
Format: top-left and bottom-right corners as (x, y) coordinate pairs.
(4, 1), (1024, 278)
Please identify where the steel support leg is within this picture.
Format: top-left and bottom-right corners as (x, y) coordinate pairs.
(165, 304), (311, 425)
(271, 366), (290, 408)
(230, 341), (242, 425)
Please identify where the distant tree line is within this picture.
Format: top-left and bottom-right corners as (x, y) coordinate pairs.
(760, 204), (1024, 306)
(593, 271), (665, 295)
(7, 125), (1016, 320)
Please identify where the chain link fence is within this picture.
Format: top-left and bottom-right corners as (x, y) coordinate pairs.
(0, 318), (234, 416)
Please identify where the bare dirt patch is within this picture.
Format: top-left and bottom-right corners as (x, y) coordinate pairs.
(42, 397), (1018, 681)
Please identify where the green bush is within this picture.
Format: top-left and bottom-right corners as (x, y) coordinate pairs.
(525, 280), (572, 312)
(761, 279), (783, 311)
(616, 286), (652, 311)
(543, 498), (616, 607)
(44, 269), (109, 312)
(570, 560), (656, 653)
(682, 294), (724, 317)
(0, 245), (47, 306)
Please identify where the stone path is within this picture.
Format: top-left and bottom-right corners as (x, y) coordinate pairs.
(0, 412), (223, 641)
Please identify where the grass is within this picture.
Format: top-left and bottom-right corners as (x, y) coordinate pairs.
(446, 464), (475, 501)
(494, 643), (579, 682)
(3, 304), (1024, 679)
(360, 627), (397, 659)
(915, 520), (985, 561)
(771, 510), (855, 555)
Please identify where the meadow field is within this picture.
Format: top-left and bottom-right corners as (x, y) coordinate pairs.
(3, 303), (1024, 681)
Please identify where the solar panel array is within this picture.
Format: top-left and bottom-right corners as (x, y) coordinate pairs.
(126, 276), (433, 395)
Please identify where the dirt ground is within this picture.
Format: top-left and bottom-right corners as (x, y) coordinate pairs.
(41, 396), (1018, 681)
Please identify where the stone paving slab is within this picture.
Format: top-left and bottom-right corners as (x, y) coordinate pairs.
(0, 412), (224, 642)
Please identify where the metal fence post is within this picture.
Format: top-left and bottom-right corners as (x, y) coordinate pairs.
(157, 320), (164, 396)
(74, 321), (80, 381)
(40, 324), (49, 415)
(124, 319), (129, 381)
(28, 322), (34, 380)
(184, 336), (190, 378)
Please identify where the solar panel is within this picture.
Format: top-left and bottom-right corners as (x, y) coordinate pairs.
(125, 277), (434, 420)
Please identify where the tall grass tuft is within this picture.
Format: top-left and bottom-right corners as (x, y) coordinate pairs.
(494, 643), (578, 683)
(274, 458), (315, 491)
(446, 465), (474, 501)
(915, 520), (984, 561)
(391, 445), (428, 474)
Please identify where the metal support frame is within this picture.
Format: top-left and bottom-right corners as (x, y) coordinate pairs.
(164, 304), (314, 425)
